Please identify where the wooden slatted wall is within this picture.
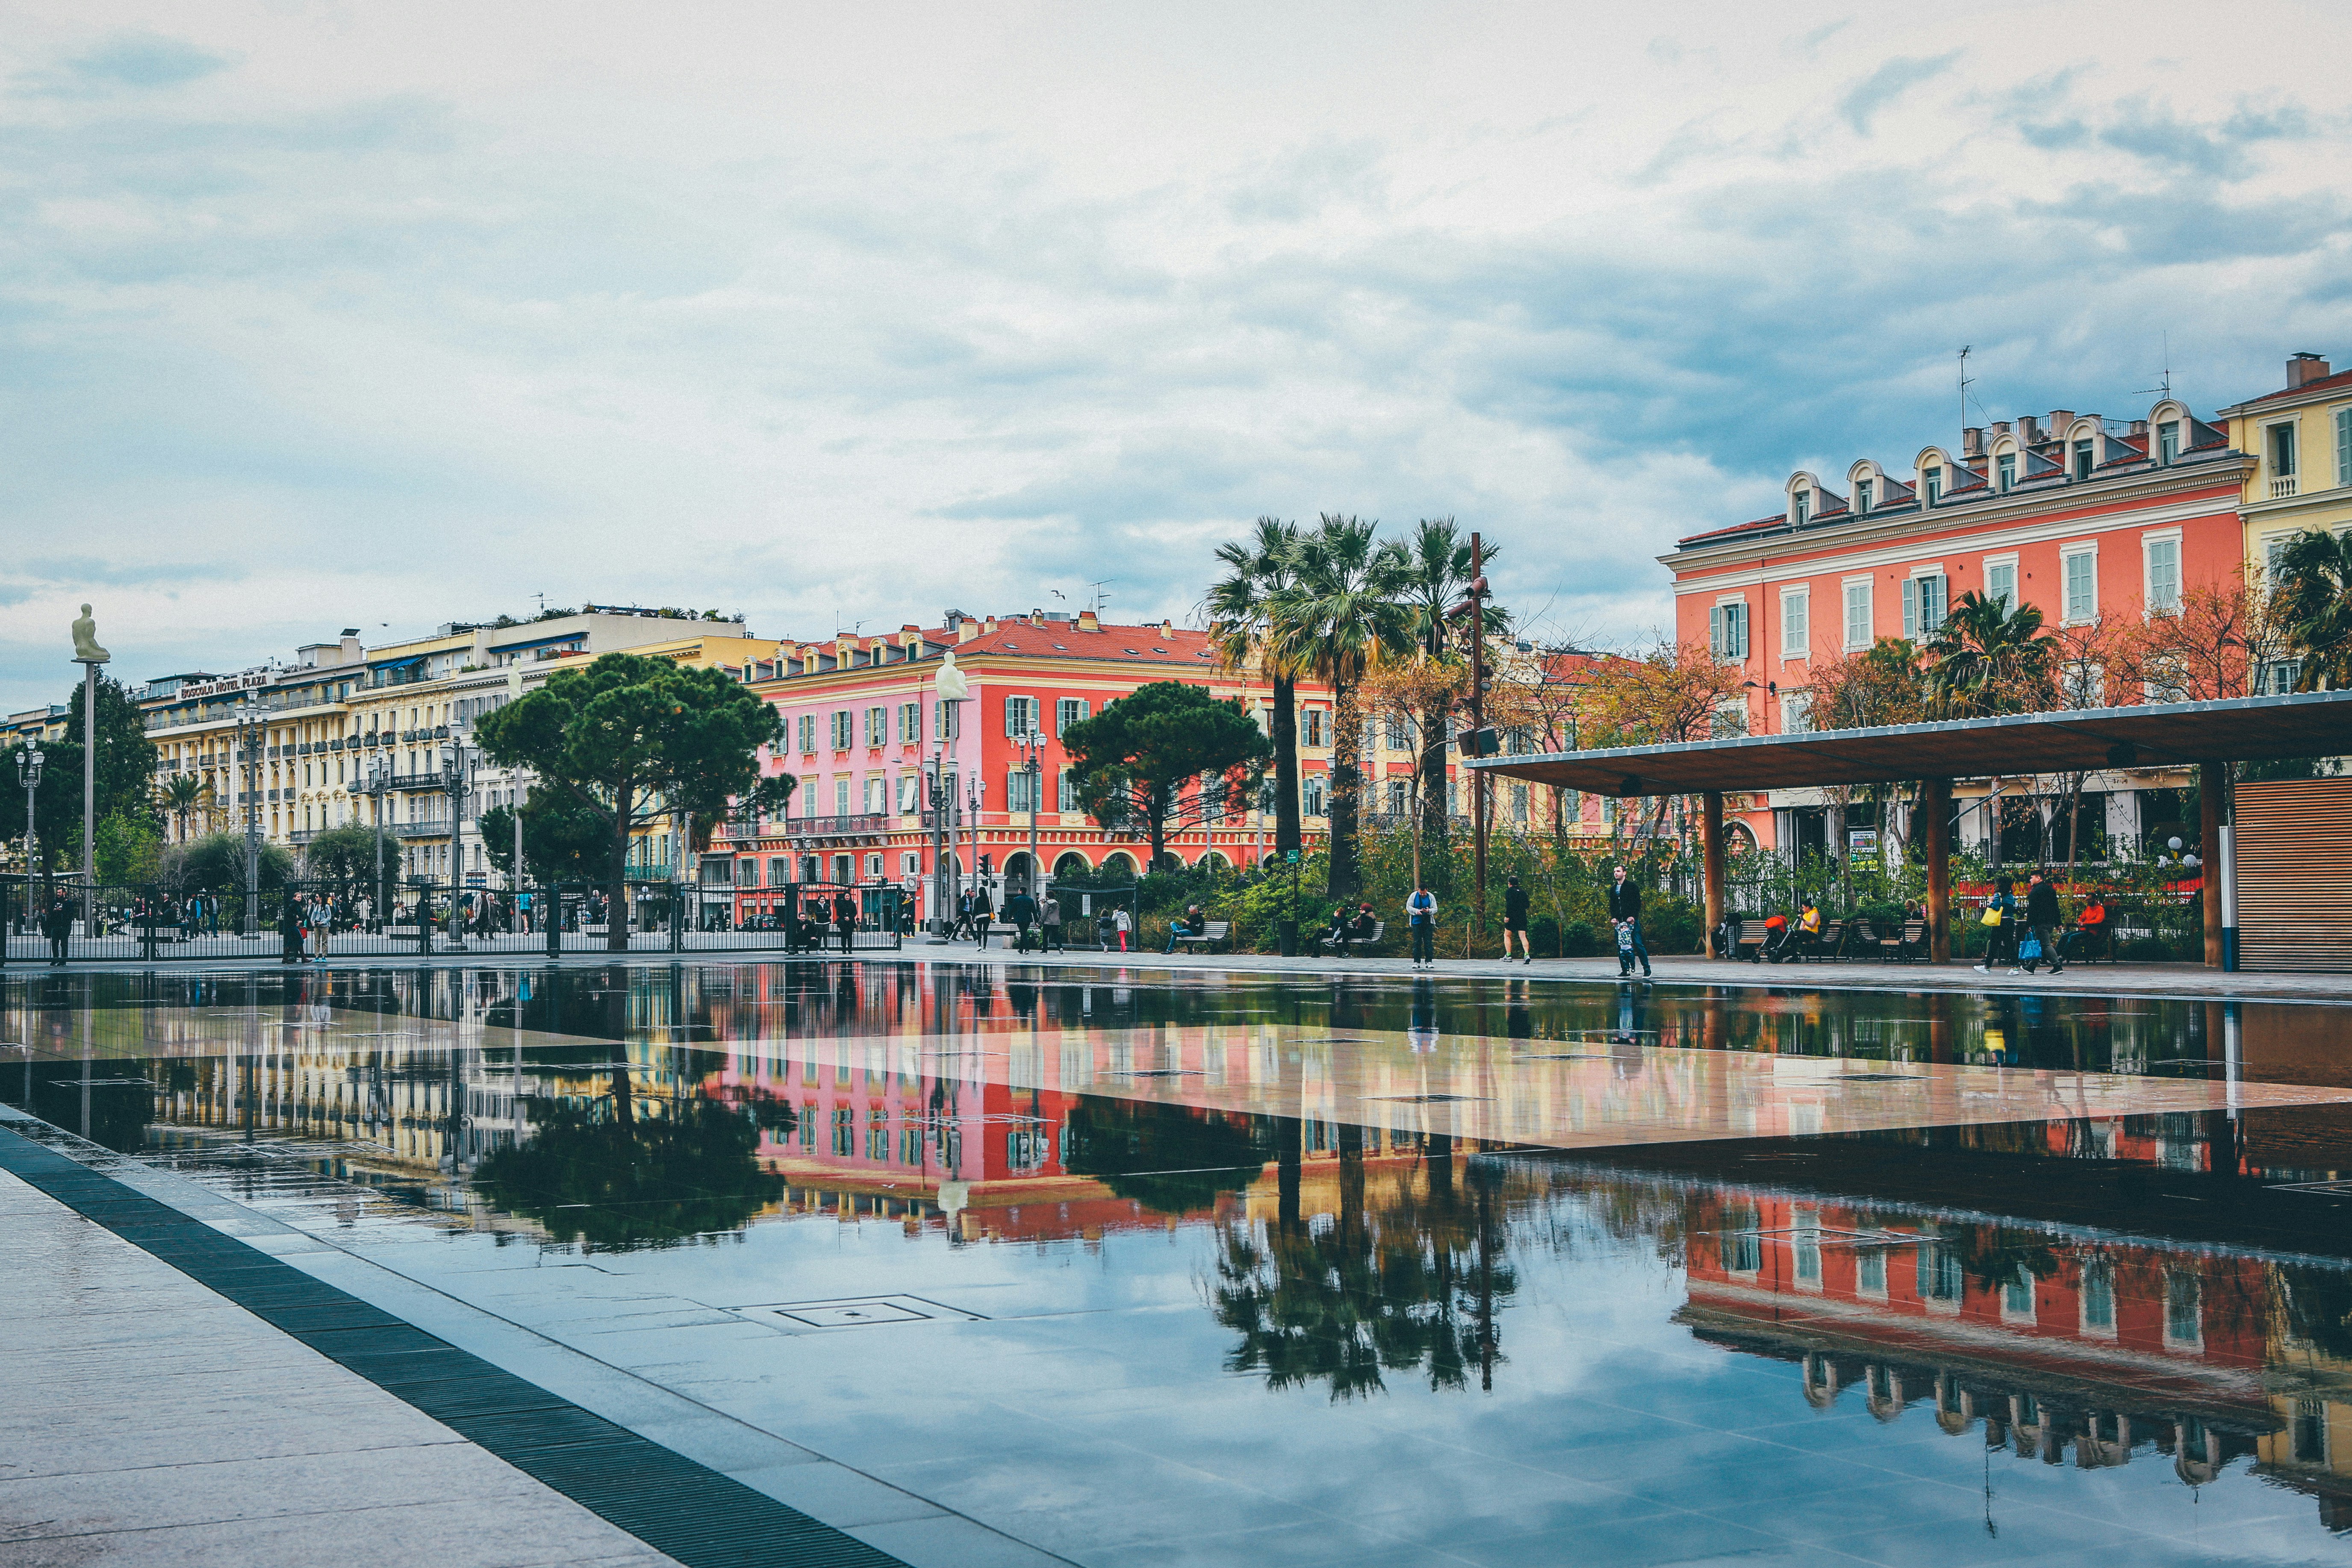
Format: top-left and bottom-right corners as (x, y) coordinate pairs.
(2236, 779), (2352, 973)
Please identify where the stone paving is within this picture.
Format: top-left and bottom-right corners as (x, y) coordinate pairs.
(0, 1164), (680, 1568)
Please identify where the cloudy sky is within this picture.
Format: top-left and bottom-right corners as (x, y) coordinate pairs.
(3, 0), (2348, 712)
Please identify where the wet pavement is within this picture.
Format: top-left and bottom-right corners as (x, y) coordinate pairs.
(6, 959), (2352, 1566)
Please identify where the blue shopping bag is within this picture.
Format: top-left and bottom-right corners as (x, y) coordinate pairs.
(2016, 935), (2042, 964)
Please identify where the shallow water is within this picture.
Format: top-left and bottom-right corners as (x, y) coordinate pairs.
(8, 960), (2352, 1565)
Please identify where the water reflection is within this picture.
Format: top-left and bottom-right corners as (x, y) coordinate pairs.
(9, 959), (2352, 1548)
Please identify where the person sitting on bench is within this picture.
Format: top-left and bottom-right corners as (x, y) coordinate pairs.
(1165, 905), (1207, 953)
(1321, 901), (1376, 949)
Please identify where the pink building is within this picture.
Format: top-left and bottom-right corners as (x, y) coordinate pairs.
(1660, 395), (2252, 857)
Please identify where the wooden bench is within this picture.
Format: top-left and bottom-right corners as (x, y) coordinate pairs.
(1317, 920), (1385, 955)
(1722, 919), (1771, 961)
(1793, 918), (1846, 961)
(1171, 920), (1231, 954)
(2064, 921), (2114, 964)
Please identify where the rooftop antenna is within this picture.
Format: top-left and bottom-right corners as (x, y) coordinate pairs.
(2137, 331), (2173, 401)
(1958, 346), (1974, 448)
(532, 592), (547, 615)
(1091, 580), (1113, 618)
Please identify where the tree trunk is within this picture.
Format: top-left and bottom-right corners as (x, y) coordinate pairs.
(1270, 676), (1301, 861)
(1148, 782), (1169, 873)
(1418, 697), (1452, 893)
(607, 780), (633, 952)
(1327, 676), (1363, 901)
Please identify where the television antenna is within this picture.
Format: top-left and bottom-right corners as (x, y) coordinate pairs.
(1959, 346), (1975, 446)
(2137, 332), (2173, 401)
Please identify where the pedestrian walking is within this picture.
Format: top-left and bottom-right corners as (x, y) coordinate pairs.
(1040, 893), (1064, 952)
(1406, 884), (1438, 967)
(1112, 905), (1132, 952)
(280, 893), (305, 964)
(2018, 869), (2065, 976)
(972, 884), (994, 949)
(1607, 865), (1651, 978)
(1503, 875), (1533, 964)
(1973, 875), (2017, 975)
(1005, 885), (1037, 952)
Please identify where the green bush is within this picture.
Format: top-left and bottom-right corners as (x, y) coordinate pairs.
(1557, 920), (1607, 957)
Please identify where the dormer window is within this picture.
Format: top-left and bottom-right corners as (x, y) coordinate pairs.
(2157, 421), (2180, 464)
(1997, 453), (2017, 492)
(2072, 439), (2094, 481)
(1793, 490), (1810, 525)
(1855, 479), (1873, 514)
(1924, 466), (1942, 504)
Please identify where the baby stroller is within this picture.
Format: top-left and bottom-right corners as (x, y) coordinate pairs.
(1758, 913), (1796, 964)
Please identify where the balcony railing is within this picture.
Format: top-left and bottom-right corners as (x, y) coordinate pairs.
(2272, 475), (2299, 499)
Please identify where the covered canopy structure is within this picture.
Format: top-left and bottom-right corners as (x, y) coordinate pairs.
(1466, 690), (2352, 967)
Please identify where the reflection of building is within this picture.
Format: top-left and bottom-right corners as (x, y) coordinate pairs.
(1668, 1180), (2352, 1526)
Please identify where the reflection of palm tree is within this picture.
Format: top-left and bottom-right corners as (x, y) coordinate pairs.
(1208, 1139), (1516, 1399)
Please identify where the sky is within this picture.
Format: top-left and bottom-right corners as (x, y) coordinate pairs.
(3, 0), (2349, 713)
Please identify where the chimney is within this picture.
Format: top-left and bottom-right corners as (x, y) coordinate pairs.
(1076, 609), (1101, 632)
(2130, 419), (2147, 436)
(958, 619), (980, 643)
(2289, 351), (2332, 389)
(1991, 420), (2012, 440)
(1962, 427), (1984, 456)
(2018, 416), (2043, 445)
(2046, 410), (2075, 436)
(1160, 619), (1174, 639)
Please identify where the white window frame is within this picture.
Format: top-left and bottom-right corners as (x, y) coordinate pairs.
(1055, 697), (1089, 735)
(2061, 542), (2099, 625)
(1709, 595), (1750, 661)
(1983, 553), (2019, 613)
(1901, 567), (1948, 641)
(864, 775), (887, 814)
(1922, 466), (1942, 506)
(1841, 576), (1873, 652)
(897, 701), (921, 744)
(2141, 528), (2182, 617)
(2268, 418), (2299, 478)
(896, 773), (921, 814)
(1780, 691), (1812, 734)
(1004, 695), (1040, 737)
(1778, 587), (1810, 658)
(2336, 405), (2352, 489)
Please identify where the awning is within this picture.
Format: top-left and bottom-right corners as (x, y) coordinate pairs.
(1467, 690), (2352, 796)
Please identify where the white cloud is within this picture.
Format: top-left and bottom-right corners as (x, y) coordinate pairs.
(1, 0), (2349, 706)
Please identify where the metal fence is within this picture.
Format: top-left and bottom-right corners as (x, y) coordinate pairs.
(0, 876), (905, 965)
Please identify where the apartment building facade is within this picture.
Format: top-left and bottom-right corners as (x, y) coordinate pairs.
(2222, 350), (2352, 596)
(138, 609), (777, 884)
(1662, 390), (2252, 858)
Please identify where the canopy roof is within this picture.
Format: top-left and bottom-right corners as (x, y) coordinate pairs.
(1467, 690), (2352, 797)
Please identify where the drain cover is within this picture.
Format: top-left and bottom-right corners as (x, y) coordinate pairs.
(736, 1294), (983, 1330)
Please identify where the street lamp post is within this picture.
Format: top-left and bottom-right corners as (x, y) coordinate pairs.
(1015, 729), (1046, 898)
(236, 701), (263, 937)
(367, 755), (388, 929)
(442, 730), (473, 950)
(18, 744), (44, 950)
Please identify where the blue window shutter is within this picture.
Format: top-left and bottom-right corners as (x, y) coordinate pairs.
(1901, 578), (1918, 640)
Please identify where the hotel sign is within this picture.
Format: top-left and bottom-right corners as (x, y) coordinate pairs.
(179, 669), (274, 700)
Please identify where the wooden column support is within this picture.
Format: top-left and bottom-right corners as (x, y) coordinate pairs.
(1923, 776), (1952, 964)
(2201, 759), (2225, 968)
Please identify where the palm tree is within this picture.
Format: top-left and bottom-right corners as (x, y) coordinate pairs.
(1923, 591), (2051, 717)
(158, 772), (212, 841)
(1204, 518), (1306, 868)
(1389, 519), (1510, 890)
(1271, 515), (1411, 901)
(2270, 528), (2352, 690)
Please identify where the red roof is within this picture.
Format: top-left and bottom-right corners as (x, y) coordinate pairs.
(2236, 364), (2352, 408)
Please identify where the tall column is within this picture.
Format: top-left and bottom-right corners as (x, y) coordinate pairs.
(1701, 790), (1725, 957)
(1923, 776), (1952, 964)
(81, 662), (97, 888)
(2200, 760), (2225, 968)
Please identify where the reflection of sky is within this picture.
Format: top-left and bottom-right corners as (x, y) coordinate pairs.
(13, 966), (2352, 1562)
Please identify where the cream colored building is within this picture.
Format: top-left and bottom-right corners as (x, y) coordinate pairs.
(140, 609), (778, 884)
(2221, 350), (2352, 645)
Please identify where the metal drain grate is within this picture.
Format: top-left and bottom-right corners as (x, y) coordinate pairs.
(737, 1294), (984, 1330)
(1369, 1093), (1488, 1104)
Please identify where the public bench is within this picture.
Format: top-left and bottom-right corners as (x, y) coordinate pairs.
(1723, 919), (1771, 961)
(1317, 920), (1385, 955)
(1172, 920), (1231, 954)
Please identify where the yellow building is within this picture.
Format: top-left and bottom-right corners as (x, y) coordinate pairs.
(140, 608), (781, 884)
(2221, 351), (2352, 598)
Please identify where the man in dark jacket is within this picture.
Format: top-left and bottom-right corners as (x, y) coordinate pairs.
(833, 890), (858, 954)
(1503, 876), (1533, 964)
(2019, 870), (2065, 975)
(42, 898), (72, 965)
(1004, 887), (1038, 952)
(1607, 865), (1651, 978)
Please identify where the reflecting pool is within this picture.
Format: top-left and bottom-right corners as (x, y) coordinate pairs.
(8, 960), (2352, 1566)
